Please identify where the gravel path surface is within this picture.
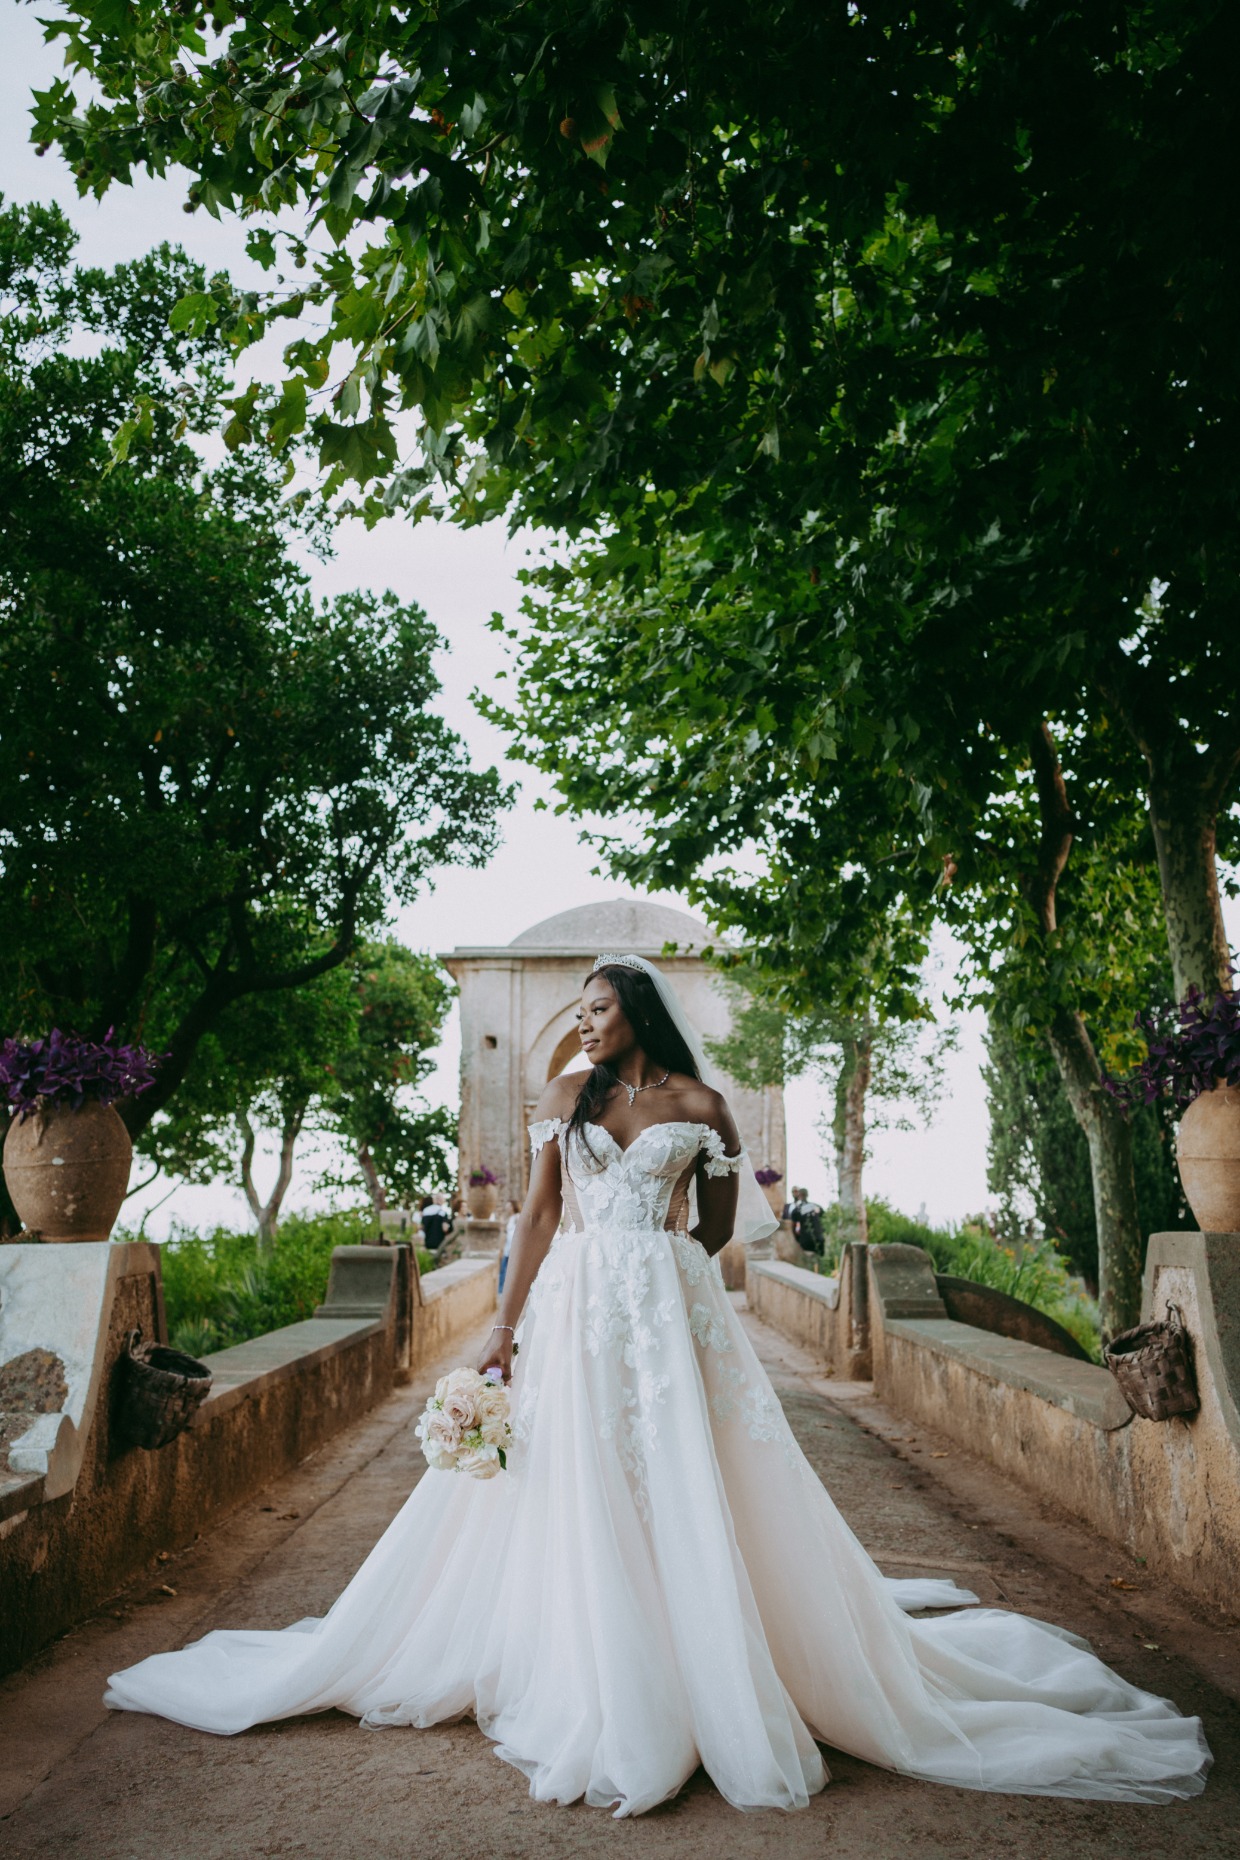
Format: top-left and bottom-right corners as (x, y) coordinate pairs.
(1, 1296), (1236, 1860)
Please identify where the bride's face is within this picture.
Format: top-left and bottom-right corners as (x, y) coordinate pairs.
(577, 976), (637, 1066)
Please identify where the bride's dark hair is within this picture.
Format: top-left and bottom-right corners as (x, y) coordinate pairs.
(567, 962), (701, 1161)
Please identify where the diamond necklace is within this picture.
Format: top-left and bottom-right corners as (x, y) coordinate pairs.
(620, 1069), (670, 1108)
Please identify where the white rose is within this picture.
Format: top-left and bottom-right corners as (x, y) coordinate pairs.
(442, 1390), (475, 1429)
(457, 1443), (501, 1481)
(474, 1383), (509, 1426)
(424, 1410), (463, 1452)
(421, 1436), (456, 1471)
(441, 1366), (482, 1400)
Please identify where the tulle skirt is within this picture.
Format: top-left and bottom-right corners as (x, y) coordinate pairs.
(106, 1222), (1210, 1814)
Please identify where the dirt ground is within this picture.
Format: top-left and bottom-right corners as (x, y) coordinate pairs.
(1, 1298), (1236, 1860)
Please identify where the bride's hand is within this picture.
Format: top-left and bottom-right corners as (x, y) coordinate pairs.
(477, 1327), (514, 1383)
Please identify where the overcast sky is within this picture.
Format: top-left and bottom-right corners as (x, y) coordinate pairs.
(9, 0), (1167, 1237)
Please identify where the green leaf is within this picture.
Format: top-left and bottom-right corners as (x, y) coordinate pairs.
(169, 291), (218, 335)
(596, 84), (622, 129)
(318, 415), (399, 486)
(269, 377), (308, 450)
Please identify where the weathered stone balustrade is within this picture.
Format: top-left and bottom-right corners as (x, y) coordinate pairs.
(0, 1240), (496, 1676)
(744, 1230), (1240, 1615)
(746, 1243), (873, 1379)
(866, 1234), (1240, 1614)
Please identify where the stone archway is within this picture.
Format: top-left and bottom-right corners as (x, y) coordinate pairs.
(546, 1023), (588, 1082)
(441, 898), (786, 1205)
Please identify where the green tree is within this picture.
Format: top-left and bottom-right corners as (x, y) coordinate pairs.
(31, 1), (1239, 997)
(143, 939), (456, 1243)
(488, 581), (1176, 1328)
(30, 5), (1240, 1318)
(709, 977), (957, 1245)
(137, 957), (356, 1245)
(321, 940), (458, 1215)
(985, 1007), (1189, 1290)
(0, 202), (506, 1149)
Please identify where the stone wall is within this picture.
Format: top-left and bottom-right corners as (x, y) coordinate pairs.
(0, 1242), (496, 1676)
(410, 1256), (502, 1372)
(866, 1236), (1240, 1615)
(746, 1245), (872, 1379)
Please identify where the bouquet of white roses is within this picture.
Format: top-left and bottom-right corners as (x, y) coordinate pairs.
(416, 1365), (513, 1479)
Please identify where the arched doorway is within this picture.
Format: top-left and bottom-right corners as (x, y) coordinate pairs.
(442, 898), (786, 1210)
(547, 1024), (588, 1081)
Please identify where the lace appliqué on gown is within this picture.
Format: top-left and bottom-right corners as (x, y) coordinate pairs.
(524, 1117), (785, 1506)
(698, 1125), (745, 1177)
(103, 1110), (1211, 1819)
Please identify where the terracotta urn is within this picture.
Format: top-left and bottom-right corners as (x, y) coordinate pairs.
(1176, 1084), (1240, 1233)
(466, 1180), (498, 1220)
(4, 1099), (133, 1241)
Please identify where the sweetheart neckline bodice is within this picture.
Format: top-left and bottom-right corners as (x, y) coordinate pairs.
(579, 1117), (713, 1159)
(526, 1117), (745, 1226)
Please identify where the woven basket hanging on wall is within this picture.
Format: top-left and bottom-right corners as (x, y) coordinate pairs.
(1104, 1302), (1200, 1423)
(115, 1328), (213, 1451)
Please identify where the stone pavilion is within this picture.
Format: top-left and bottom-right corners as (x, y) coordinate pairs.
(441, 898), (787, 1210)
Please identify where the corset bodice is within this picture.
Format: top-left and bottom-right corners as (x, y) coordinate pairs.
(528, 1117), (743, 1233)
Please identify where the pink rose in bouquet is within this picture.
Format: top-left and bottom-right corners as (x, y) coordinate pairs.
(416, 1365), (513, 1477)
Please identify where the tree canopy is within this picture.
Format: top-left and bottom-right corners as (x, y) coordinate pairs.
(143, 938), (457, 1240)
(25, 4), (1240, 1317)
(34, 0), (1238, 983)
(323, 939), (458, 1214)
(708, 972), (957, 1245)
(0, 199), (506, 1140)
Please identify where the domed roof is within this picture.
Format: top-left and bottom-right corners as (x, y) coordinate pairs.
(509, 897), (713, 952)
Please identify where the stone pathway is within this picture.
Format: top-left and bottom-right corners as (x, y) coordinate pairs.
(1, 1299), (1237, 1860)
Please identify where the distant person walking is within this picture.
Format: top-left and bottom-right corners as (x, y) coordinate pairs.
(498, 1197), (521, 1294)
(420, 1191), (455, 1253)
(782, 1185), (825, 1255)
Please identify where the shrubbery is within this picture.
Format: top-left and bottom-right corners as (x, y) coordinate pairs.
(121, 1211), (436, 1356)
(813, 1199), (1102, 1361)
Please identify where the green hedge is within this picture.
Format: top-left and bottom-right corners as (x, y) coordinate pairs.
(121, 1211), (436, 1356)
(814, 1199), (1102, 1361)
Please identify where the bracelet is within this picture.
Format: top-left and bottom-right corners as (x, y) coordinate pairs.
(491, 1324), (515, 1334)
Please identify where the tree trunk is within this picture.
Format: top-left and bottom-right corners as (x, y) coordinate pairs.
(238, 1106), (304, 1252)
(832, 1023), (872, 1245)
(1027, 722), (1145, 1331)
(1146, 759), (1235, 1000)
(239, 1111), (262, 1227)
(1046, 1008), (1143, 1334)
(262, 1110), (303, 1247)
(1098, 656), (1239, 1001)
(357, 1143), (387, 1216)
(116, 915), (360, 1141)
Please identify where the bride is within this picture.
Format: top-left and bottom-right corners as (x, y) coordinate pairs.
(105, 954), (1211, 1814)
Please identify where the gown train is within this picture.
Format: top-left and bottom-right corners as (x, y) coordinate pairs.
(106, 1119), (1210, 1814)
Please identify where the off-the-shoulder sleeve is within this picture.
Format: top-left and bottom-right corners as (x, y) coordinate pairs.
(528, 1117), (564, 1160)
(698, 1125), (746, 1177)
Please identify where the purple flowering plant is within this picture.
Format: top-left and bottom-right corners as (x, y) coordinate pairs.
(468, 1166), (501, 1187)
(0, 1029), (163, 1118)
(754, 1166), (784, 1187)
(1105, 986), (1240, 1111)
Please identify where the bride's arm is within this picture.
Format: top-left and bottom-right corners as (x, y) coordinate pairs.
(690, 1095), (743, 1258)
(476, 1084), (569, 1382)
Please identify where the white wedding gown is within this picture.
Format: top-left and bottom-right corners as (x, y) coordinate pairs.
(106, 1118), (1210, 1814)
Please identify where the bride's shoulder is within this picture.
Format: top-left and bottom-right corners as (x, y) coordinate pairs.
(532, 1075), (585, 1123)
(671, 1077), (737, 1138)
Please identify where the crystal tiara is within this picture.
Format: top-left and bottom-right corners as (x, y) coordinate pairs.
(592, 952), (647, 974)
